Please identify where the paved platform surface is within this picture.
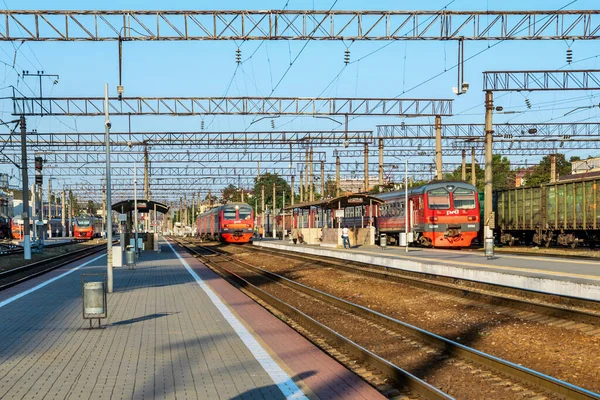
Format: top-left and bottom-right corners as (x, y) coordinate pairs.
(254, 240), (600, 301)
(0, 238), (382, 400)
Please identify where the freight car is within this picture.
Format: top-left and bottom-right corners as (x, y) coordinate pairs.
(495, 175), (600, 248)
(376, 181), (480, 247)
(196, 203), (254, 243)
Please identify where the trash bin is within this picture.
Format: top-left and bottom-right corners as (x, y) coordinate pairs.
(83, 281), (105, 315)
(125, 246), (136, 269)
(81, 273), (107, 328)
(380, 233), (387, 249)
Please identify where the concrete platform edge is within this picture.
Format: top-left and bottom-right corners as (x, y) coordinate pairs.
(253, 241), (600, 301)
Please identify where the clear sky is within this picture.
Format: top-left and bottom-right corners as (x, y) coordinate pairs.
(0, 0), (599, 197)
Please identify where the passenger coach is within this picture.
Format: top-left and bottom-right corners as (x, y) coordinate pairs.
(196, 203), (254, 243)
(376, 181), (480, 247)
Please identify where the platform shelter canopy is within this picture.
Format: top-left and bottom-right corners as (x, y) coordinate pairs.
(284, 193), (384, 211)
(111, 199), (170, 214)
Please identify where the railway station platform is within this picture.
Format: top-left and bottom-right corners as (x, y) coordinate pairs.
(0, 238), (382, 400)
(253, 240), (600, 302)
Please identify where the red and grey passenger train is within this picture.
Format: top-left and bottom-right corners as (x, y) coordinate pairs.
(375, 181), (480, 247)
(196, 202), (254, 243)
(274, 180), (480, 248)
(73, 214), (104, 239)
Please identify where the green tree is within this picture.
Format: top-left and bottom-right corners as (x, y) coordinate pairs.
(221, 184), (243, 203)
(523, 154), (580, 187)
(324, 177), (337, 198)
(86, 200), (98, 215)
(443, 154), (515, 191)
(252, 173), (291, 210)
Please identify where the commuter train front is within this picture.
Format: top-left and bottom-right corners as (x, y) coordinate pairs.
(196, 203), (254, 243)
(376, 181), (480, 248)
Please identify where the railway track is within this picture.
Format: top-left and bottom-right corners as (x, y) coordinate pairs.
(246, 244), (600, 325)
(0, 243), (106, 290)
(174, 238), (600, 400)
(0, 239), (86, 256)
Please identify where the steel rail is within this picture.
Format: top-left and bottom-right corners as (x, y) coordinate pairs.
(249, 245), (600, 323)
(0, 243), (106, 291)
(192, 241), (600, 400)
(174, 239), (450, 400)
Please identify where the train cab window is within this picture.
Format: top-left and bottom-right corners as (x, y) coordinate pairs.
(427, 188), (450, 209)
(238, 207), (252, 220)
(223, 208), (237, 219)
(453, 188), (476, 209)
(76, 217), (91, 227)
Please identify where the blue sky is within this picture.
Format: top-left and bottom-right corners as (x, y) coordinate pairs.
(0, 0), (599, 196)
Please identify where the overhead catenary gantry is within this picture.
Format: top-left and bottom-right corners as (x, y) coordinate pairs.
(0, 130), (374, 150)
(0, 10), (599, 41)
(43, 166), (296, 177)
(377, 123), (600, 138)
(4, 150), (327, 164)
(12, 96), (452, 117)
(483, 70), (600, 91)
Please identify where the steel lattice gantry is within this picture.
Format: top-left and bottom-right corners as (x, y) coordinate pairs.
(0, 130), (374, 151)
(4, 150), (327, 164)
(12, 96), (452, 117)
(44, 166), (295, 177)
(377, 123), (600, 137)
(483, 70), (600, 91)
(0, 10), (599, 40)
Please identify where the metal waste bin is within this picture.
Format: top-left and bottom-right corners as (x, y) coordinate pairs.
(82, 274), (107, 328)
(380, 233), (387, 249)
(126, 246), (136, 269)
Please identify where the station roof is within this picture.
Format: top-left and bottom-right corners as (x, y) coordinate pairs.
(111, 199), (170, 214)
(284, 193), (384, 211)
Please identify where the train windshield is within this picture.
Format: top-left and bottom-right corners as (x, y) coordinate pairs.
(223, 208), (237, 220)
(427, 188), (450, 209)
(453, 188), (476, 209)
(238, 207), (252, 220)
(77, 217), (91, 227)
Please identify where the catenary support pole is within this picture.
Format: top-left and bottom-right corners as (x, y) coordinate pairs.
(320, 161), (325, 198)
(104, 83), (113, 293)
(484, 91), (494, 255)
(378, 138), (384, 188)
(336, 156), (341, 196)
(299, 171), (303, 202)
(61, 189), (66, 237)
(291, 175), (295, 206)
(405, 159), (409, 253)
(435, 115), (442, 180)
(364, 142), (369, 192)
(272, 182), (276, 238)
(20, 115), (31, 260)
(261, 184), (265, 238)
(462, 150), (467, 181)
(550, 154), (557, 183)
(134, 162), (139, 257)
(471, 146), (476, 187)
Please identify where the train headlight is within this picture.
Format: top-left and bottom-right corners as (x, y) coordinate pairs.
(467, 216), (477, 221)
